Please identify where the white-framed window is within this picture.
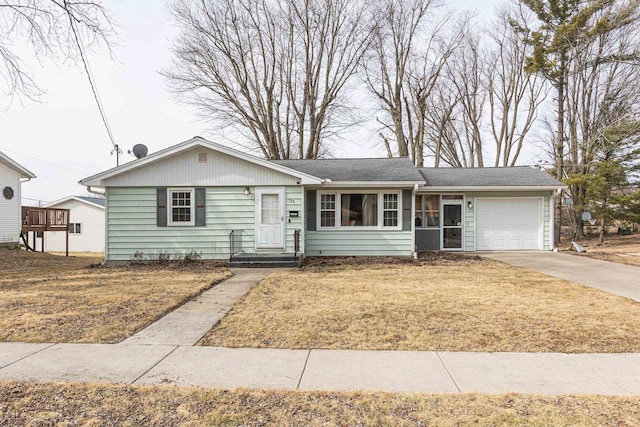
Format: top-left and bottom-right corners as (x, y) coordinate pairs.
(317, 191), (402, 230)
(415, 194), (440, 228)
(69, 223), (82, 234)
(383, 193), (399, 227)
(320, 193), (336, 227)
(341, 193), (378, 227)
(168, 188), (195, 226)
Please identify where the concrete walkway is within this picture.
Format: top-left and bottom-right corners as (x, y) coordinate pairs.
(123, 269), (274, 346)
(1, 264), (640, 395)
(482, 251), (640, 302)
(0, 343), (639, 395)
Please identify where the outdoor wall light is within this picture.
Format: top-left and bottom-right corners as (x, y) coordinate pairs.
(244, 186), (251, 196)
(467, 201), (473, 209)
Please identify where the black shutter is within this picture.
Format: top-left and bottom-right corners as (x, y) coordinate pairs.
(402, 189), (412, 231)
(157, 188), (167, 227)
(195, 187), (206, 226)
(307, 190), (316, 231)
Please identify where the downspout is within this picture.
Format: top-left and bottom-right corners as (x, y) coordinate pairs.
(550, 189), (562, 251)
(412, 184), (418, 258)
(86, 185), (107, 262)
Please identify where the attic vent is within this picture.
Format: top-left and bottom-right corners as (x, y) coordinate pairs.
(198, 152), (207, 163)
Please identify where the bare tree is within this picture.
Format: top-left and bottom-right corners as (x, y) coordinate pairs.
(486, 5), (548, 167)
(447, 29), (486, 167)
(420, 22), (486, 168)
(563, 6), (640, 239)
(364, 0), (436, 159)
(404, 17), (465, 166)
(516, 0), (639, 245)
(165, 0), (371, 159)
(423, 78), (461, 166)
(417, 10), (546, 169)
(0, 0), (116, 106)
(365, 0), (470, 165)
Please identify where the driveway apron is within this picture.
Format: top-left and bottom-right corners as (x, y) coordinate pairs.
(481, 251), (640, 302)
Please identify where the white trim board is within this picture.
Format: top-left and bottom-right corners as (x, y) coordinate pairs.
(44, 196), (105, 210)
(80, 137), (323, 187)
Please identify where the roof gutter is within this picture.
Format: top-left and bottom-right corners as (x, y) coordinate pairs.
(417, 185), (567, 192)
(85, 186), (105, 196)
(321, 181), (424, 187)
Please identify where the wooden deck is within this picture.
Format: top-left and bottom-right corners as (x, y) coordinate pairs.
(21, 207), (70, 255)
(21, 207), (70, 232)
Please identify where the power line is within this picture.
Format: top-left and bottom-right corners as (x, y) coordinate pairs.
(0, 146), (90, 175)
(63, 1), (121, 164)
(22, 197), (51, 206)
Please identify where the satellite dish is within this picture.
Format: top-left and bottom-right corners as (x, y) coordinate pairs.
(132, 144), (148, 159)
(581, 212), (592, 221)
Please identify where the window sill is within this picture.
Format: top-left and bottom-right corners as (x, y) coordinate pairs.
(316, 227), (404, 231)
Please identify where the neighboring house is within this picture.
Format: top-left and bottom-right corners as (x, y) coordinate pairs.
(79, 136), (565, 262)
(0, 150), (36, 247)
(35, 196), (105, 252)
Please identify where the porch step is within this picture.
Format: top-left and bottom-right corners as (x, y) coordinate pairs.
(228, 253), (302, 268)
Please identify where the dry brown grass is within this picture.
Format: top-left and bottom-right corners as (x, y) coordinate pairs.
(0, 381), (638, 426)
(0, 248), (231, 343)
(564, 234), (640, 268)
(200, 261), (640, 352)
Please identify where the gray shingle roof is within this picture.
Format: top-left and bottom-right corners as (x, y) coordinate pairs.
(77, 196), (106, 207)
(273, 157), (424, 182)
(419, 166), (563, 187)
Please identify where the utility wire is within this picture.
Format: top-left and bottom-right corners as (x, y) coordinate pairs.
(63, 1), (119, 159)
(0, 146), (90, 175)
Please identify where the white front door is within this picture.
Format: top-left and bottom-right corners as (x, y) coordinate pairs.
(255, 187), (285, 249)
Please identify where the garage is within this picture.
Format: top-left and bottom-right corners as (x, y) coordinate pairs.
(475, 198), (543, 250)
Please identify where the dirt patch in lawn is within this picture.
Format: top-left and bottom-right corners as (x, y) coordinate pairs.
(302, 251), (484, 271)
(564, 234), (640, 268)
(200, 261), (640, 352)
(0, 248), (231, 343)
(0, 381), (638, 426)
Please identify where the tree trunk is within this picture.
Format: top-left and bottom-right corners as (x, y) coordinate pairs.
(574, 210), (585, 240)
(554, 59), (566, 246)
(599, 216), (606, 243)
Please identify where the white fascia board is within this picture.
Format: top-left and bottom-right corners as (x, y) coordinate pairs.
(417, 185), (567, 192)
(44, 196), (105, 210)
(321, 181), (423, 188)
(0, 150), (36, 178)
(79, 136), (322, 187)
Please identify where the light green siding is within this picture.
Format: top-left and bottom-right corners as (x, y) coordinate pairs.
(106, 186), (303, 261)
(464, 191), (553, 251)
(306, 230), (412, 256)
(285, 186), (305, 253)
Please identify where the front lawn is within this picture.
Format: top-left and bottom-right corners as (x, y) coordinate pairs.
(0, 381), (638, 426)
(0, 249), (231, 343)
(200, 259), (640, 352)
(566, 234), (640, 268)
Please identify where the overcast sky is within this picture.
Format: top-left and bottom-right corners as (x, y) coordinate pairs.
(1, 0), (503, 205)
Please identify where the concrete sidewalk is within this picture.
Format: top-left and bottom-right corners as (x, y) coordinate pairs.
(122, 269), (274, 346)
(482, 251), (640, 302)
(0, 343), (638, 395)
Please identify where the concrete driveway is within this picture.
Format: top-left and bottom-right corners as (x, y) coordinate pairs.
(482, 251), (640, 302)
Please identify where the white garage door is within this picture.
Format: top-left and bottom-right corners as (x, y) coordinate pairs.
(475, 198), (542, 250)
